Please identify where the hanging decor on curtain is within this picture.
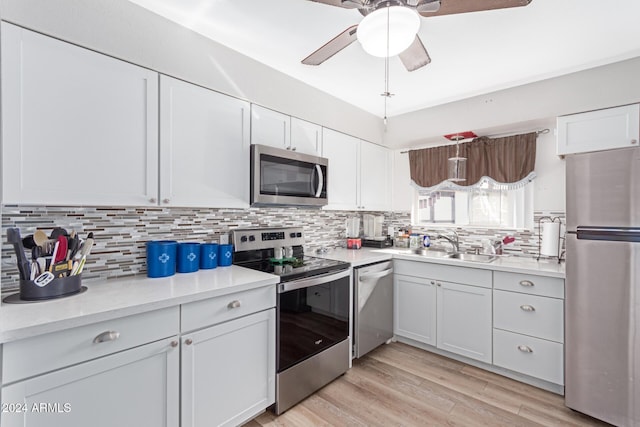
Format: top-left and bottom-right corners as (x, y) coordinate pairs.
(409, 131), (538, 191)
(447, 135), (467, 182)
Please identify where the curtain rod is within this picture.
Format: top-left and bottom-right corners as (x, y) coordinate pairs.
(399, 128), (550, 154)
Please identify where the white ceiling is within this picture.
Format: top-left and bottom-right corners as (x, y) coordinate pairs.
(128, 0), (640, 119)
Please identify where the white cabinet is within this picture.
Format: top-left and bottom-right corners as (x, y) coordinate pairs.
(1, 22), (159, 206)
(557, 104), (640, 155)
(360, 141), (391, 211)
(322, 128), (391, 211)
(180, 287), (276, 427)
(251, 104), (291, 150)
(1, 307), (180, 427)
(393, 275), (436, 345)
(2, 338), (179, 427)
(393, 260), (492, 363)
(160, 75), (250, 208)
(291, 117), (322, 156)
(492, 271), (565, 385)
(437, 281), (492, 363)
(251, 105), (322, 156)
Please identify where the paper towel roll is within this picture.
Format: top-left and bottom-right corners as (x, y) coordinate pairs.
(540, 222), (560, 256)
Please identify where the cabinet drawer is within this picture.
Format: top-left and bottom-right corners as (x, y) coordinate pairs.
(393, 260), (492, 288)
(2, 306), (179, 384)
(493, 329), (564, 385)
(494, 290), (564, 343)
(181, 285), (276, 332)
(493, 271), (564, 298)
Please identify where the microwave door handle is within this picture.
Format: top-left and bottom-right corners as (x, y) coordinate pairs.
(315, 164), (324, 198)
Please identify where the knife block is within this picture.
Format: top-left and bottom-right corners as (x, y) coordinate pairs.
(19, 274), (82, 301)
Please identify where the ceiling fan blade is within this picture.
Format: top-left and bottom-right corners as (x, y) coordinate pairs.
(302, 25), (359, 66)
(419, 0), (532, 17)
(399, 36), (431, 72)
(307, 0), (364, 9)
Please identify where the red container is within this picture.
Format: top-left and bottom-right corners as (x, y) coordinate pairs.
(347, 238), (362, 249)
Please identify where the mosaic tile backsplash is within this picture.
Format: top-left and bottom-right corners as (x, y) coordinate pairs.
(1, 205), (564, 292)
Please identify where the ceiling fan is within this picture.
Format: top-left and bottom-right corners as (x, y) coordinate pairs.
(302, 0), (533, 72)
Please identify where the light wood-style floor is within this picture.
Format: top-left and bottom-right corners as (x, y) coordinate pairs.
(245, 342), (611, 426)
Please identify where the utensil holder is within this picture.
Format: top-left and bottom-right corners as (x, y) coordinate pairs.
(19, 274), (82, 301)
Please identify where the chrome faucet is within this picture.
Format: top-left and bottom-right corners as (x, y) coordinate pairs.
(437, 231), (460, 253)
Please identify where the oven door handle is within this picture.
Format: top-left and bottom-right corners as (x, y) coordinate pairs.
(278, 269), (350, 293)
(359, 268), (393, 282)
(314, 164), (324, 198)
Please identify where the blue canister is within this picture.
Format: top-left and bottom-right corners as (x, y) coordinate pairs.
(146, 240), (177, 278)
(200, 243), (219, 269)
(218, 244), (233, 267)
(177, 242), (201, 273)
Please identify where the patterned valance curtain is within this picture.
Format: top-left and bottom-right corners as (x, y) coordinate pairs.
(408, 132), (537, 190)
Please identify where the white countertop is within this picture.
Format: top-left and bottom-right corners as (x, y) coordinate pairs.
(0, 265), (279, 344)
(316, 247), (565, 278)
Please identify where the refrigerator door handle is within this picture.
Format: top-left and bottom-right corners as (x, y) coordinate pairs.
(576, 227), (640, 243)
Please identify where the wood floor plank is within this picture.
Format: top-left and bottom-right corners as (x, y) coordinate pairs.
(244, 342), (611, 427)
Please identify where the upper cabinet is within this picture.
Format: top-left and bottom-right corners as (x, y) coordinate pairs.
(1, 23), (159, 206)
(322, 128), (391, 211)
(251, 105), (322, 156)
(557, 104), (640, 155)
(160, 76), (250, 208)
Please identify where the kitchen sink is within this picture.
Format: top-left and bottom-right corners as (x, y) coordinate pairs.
(410, 248), (497, 263)
(448, 252), (497, 263)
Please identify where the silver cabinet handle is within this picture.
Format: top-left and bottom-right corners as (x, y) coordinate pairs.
(430, 281), (435, 285)
(291, 146), (297, 151)
(93, 331), (120, 344)
(228, 300), (241, 309)
(162, 198), (170, 204)
(518, 345), (533, 353)
(149, 197), (157, 203)
(519, 280), (534, 287)
(185, 338), (193, 345)
(520, 305), (536, 312)
(436, 282), (441, 287)
(631, 139), (637, 144)
(170, 340), (179, 348)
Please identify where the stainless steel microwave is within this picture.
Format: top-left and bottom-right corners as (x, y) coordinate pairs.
(250, 144), (328, 207)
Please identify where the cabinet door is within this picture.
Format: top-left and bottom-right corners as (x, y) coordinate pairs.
(393, 274), (436, 345)
(437, 281), (492, 363)
(290, 117), (322, 156)
(557, 104), (640, 155)
(182, 309), (275, 427)
(1, 23), (159, 206)
(160, 75), (250, 208)
(322, 128), (360, 210)
(360, 141), (391, 211)
(1, 337), (179, 427)
(251, 105), (290, 149)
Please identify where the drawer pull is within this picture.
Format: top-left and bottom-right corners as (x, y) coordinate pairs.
(520, 304), (536, 312)
(93, 331), (120, 344)
(228, 300), (241, 309)
(517, 345), (533, 353)
(185, 338), (193, 345)
(519, 280), (534, 287)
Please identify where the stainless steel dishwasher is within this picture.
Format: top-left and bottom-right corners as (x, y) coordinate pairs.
(353, 260), (394, 358)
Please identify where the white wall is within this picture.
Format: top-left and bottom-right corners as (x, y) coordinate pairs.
(0, 0), (384, 144)
(384, 57), (640, 148)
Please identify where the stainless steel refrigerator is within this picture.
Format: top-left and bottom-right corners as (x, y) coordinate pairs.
(565, 146), (640, 426)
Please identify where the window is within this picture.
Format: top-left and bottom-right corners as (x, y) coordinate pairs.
(413, 180), (534, 229)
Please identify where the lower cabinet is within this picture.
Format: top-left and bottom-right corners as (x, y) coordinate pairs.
(181, 309), (276, 427)
(437, 281), (492, 363)
(393, 261), (492, 364)
(2, 337), (179, 427)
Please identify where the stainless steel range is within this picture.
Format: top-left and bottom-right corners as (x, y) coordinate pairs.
(231, 227), (351, 414)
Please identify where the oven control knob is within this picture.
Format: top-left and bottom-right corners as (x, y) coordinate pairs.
(240, 236), (248, 243)
(249, 235), (256, 242)
(290, 233), (296, 238)
(296, 232), (302, 238)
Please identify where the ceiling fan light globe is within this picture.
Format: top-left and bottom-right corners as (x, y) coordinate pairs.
(357, 6), (420, 57)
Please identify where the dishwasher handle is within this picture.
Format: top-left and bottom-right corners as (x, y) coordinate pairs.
(359, 268), (393, 282)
